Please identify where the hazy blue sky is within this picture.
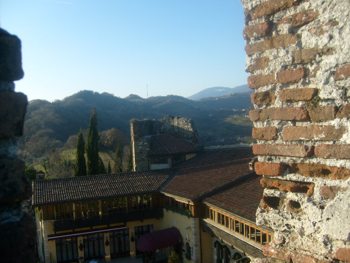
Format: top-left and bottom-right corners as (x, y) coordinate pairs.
(1, 0), (247, 101)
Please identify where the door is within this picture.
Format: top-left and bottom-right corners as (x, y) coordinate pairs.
(56, 237), (78, 263)
(110, 228), (130, 258)
(83, 233), (105, 260)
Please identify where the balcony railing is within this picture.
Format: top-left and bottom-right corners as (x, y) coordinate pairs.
(54, 208), (163, 232)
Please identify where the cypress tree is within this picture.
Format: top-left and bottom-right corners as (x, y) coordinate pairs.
(75, 132), (87, 176)
(114, 144), (123, 173)
(98, 156), (106, 174)
(107, 161), (112, 174)
(86, 109), (100, 175)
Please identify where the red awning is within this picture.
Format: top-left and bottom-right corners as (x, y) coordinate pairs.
(137, 227), (182, 252)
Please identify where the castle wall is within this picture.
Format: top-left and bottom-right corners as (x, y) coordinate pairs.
(241, 0), (350, 262)
(0, 28), (36, 263)
(130, 116), (198, 172)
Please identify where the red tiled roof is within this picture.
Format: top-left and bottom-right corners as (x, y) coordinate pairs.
(204, 174), (263, 221)
(32, 171), (169, 206)
(163, 158), (252, 201)
(149, 134), (197, 156)
(173, 147), (252, 169)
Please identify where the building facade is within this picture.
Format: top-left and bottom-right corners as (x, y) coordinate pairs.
(33, 147), (272, 263)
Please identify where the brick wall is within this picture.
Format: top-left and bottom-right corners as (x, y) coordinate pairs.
(241, 0), (350, 262)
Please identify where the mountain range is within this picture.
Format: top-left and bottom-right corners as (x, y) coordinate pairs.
(20, 87), (252, 177)
(188, 85), (249, 100)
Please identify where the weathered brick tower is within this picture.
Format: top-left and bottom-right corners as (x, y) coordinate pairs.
(242, 0), (350, 262)
(0, 28), (36, 263)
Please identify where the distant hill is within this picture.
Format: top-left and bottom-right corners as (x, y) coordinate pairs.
(188, 85), (250, 100)
(20, 90), (252, 177)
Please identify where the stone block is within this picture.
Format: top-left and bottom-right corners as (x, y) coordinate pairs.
(0, 158), (30, 204)
(0, 29), (24, 81)
(0, 91), (27, 139)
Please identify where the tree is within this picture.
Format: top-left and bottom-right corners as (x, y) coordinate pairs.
(86, 109), (100, 175)
(75, 132), (87, 176)
(107, 161), (112, 174)
(114, 144), (123, 173)
(98, 156), (106, 174)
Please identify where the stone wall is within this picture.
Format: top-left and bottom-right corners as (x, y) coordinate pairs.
(0, 28), (36, 263)
(241, 0), (350, 262)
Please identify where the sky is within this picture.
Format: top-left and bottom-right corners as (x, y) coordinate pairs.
(1, 0), (247, 101)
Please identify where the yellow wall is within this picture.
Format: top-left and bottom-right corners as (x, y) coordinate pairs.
(160, 209), (199, 263)
(200, 228), (213, 263)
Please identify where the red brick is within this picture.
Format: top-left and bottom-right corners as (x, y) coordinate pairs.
(315, 144), (350, 159)
(260, 177), (314, 196)
(248, 73), (276, 89)
(252, 127), (278, 140)
(335, 64), (350, 81)
(308, 20), (339, 36)
(246, 34), (297, 55)
(294, 163), (350, 180)
(307, 105), (336, 122)
(279, 88), (317, 102)
(247, 57), (270, 73)
(280, 10), (318, 27)
(293, 48), (319, 64)
(335, 247), (350, 262)
(249, 0), (299, 20)
(253, 144), (313, 157)
(249, 107), (309, 121)
(282, 125), (344, 141)
(251, 90), (276, 107)
(320, 186), (341, 200)
(244, 22), (271, 40)
(263, 246), (329, 263)
(277, 68), (305, 84)
(249, 109), (261, 122)
(337, 104), (350, 118)
(255, 162), (285, 176)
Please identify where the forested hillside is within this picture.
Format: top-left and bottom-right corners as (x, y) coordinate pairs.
(20, 90), (252, 178)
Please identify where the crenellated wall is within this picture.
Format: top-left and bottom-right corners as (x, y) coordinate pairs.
(0, 28), (36, 263)
(241, 0), (350, 262)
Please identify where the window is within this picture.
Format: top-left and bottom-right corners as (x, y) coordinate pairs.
(43, 205), (55, 220)
(206, 206), (273, 247)
(185, 242), (192, 260)
(55, 203), (73, 219)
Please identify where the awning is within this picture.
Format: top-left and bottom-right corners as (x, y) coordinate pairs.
(137, 227), (182, 252)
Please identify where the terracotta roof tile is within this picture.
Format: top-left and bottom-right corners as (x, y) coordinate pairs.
(163, 157), (252, 201)
(204, 174), (263, 221)
(32, 171), (169, 206)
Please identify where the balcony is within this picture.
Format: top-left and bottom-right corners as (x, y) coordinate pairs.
(54, 208), (163, 232)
